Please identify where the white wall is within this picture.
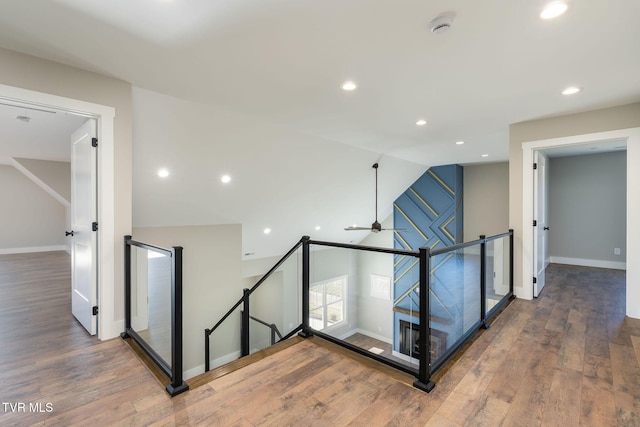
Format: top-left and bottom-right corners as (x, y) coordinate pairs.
(132, 224), (242, 378)
(355, 215), (395, 342)
(463, 162), (509, 240)
(548, 151), (626, 268)
(0, 46), (132, 338)
(12, 158), (71, 204)
(0, 165), (66, 253)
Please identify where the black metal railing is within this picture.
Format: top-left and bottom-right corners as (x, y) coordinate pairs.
(121, 235), (188, 396)
(250, 315), (283, 345)
(203, 230), (513, 392)
(204, 237), (306, 372)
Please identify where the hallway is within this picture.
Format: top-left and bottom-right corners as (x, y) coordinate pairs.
(0, 253), (639, 426)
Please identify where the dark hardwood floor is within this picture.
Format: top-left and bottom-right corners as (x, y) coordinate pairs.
(1, 253), (639, 426)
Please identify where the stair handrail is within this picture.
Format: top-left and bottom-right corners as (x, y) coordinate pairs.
(249, 315), (283, 344)
(204, 236), (308, 371)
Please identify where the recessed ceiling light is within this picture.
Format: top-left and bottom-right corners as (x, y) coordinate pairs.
(157, 168), (169, 178)
(315, 226), (321, 231)
(416, 119), (427, 126)
(341, 81), (357, 91)
(456, 141), (465, 145)
(221, 174), (231, 184)
(540, 1), (568, 19)
(562, 86), (581, 95)
(263, 228), (271, 235)
(481, 154), (489, 158)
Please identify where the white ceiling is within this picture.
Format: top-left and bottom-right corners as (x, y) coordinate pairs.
(0, 102), (85, 164)
(0, 0), (639, 257)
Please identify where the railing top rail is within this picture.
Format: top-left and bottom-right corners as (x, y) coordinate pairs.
(429, 230), (513, 257)
(308, 239), (419, 257)
(206, 237), (306, 336)
(206, 296), (244, 336)
(248, 237), (306, 294)
(126, 237), (173, 257)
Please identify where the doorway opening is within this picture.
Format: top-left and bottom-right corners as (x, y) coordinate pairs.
(0, 83), (117, 339)
(521, 127), (640, 319)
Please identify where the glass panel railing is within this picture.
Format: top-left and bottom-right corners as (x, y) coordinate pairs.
(429, 246), (481, 369)
(485, 235), (512, 317)
(124, 236), (187, 396)
(249, 247), (301, 354)
(130, 245), (173, 366)
(205, 238), (305, 372)
(309, 243), (419, 374)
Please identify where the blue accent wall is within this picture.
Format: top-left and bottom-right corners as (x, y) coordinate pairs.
(392, 164), (463, 357)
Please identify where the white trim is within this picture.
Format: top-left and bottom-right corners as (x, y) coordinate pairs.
(521, 127), (640, 318)
(11, 158), (70, 207)
(0, 245), (67, 255)
(0, 84), (119, 338)
(549, 256), (626, 271)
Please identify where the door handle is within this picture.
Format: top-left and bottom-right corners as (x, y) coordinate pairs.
(543, 227), (550, 231)
(65, 231), (75, 237)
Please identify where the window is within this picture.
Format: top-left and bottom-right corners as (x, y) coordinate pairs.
(309, 276), (346, 331)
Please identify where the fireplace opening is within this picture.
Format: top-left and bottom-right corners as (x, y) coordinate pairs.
(399, 320), (420, 358)
(398, 319), (448, 363)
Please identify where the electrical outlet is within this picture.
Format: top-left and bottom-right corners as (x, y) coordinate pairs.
(614, 248), (621, 255)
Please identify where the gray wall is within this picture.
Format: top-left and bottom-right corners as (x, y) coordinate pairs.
(0, 165), (66, 253)
(548, 151), (626, 264)
(509, 101), (640, 291)
(463, 162), (509, 240)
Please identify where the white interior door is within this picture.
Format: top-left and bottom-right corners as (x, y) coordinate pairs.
(70, 119), (98, 335)
(533, 151), (549, 297)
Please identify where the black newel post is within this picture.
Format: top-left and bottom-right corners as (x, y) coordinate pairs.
(241, 288), (251, 357)
(479, 235), (490, 329)
(413, 246), (435, 392)
(509, 229), (514, 297)
(204, 329), (211, 372)
(167, 246), (188, 396)
(299, 236), (312, 338)
(121, 235), (132, 339)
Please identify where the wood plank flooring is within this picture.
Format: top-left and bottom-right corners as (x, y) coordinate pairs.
(1, 253), (640, 426)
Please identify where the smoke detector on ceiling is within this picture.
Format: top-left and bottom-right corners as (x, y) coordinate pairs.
(429, 16), (453, 34)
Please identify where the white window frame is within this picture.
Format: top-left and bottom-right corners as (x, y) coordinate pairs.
(309, 275), (347, 331)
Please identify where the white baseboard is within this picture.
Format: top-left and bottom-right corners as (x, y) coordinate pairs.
(549, 256), (626, 271)
(184, 350), (242, 380)
(0, 245), (67, 255)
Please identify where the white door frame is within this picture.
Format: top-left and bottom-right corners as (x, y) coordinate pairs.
(521, 126), (640, 319)
(0, 83), (118, 338)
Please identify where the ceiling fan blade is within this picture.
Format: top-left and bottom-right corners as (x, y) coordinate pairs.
(380, 228), (407, 231)
(344, 226), (373, 231)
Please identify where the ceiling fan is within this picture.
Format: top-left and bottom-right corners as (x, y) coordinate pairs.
(344, 162), (403, 233)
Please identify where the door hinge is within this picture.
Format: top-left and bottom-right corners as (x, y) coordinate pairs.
(533, 163), (538, 170)
(92, 137), (98, 147)
(92, 306), (99, 315)
(533, 220), (537, 226)
(92, 222), (98, 231)
(533, 277), (537, 284)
